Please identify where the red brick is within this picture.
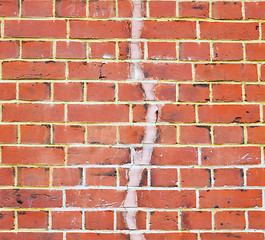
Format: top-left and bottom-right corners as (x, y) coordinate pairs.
(119, 126), (144, 144)
(247, 168), (265, 186)
(247, 126), (265, 143)
(68, 104), (129, 122)
(89, 42), (116, 59)
(245, 84), (265, 101)
(118, 83), (144, 101)
(2, 61), (65, 80)
(249, 211), (265, 229)
(151, 168), (178, 187)
(213, 42), (243, 61)
(138, 190), (196, 208)
(0, 233), (63, 240)
(201, 233), (264, 240)
(0, 168), (15, 186)
(245, 2), (265, 19)
(0, 211), (14, 230)
(148, 42), (176, 60)
(18, 167), (49, 187)
(119, 167), (147, 187)
(67, 233), (128, 240)
(0, 189), (62, 208)
(179, 84), (209, 102)
(118, 41), (144, 60)
(53, 168), (82, 186)
(0, 0), (18, 16)
(154, 83), (176, 101)
(0, 41), (19, 58)
(215, 211), (245, 230)
(17, 211), (48, 229)
(69, 62), (129, 80)
(117, 211), (146, 230)
(212, 84), (242, 102)
(52, 211), (82, 229)
(89, 0), (115, 18)
(179, 1), (209, 18)
(200, 189), (262, 208)
(179, 42), (210, 61)
(145, 233), (197, 240)
(22, 41), (53, 59)
(213, 126), (244, 144)
(200, 22), (259, 40)
(87, 126), (117, 144)
(54, 125), (85, 144)
(87, 82), (115, 101)
(68, 147), (130, 165)
(56, 41), (86, 59)
(2, 146), (65, 165)
(156, 125), (177, 144)
(179, 125), (210, 144)
(150, 211), (178, 230)
(201, 147), (261, 166)
(212, 1), (242, 19)
(2, 103), (64, 122)
(118, 0), (132, 17)
(22, 0), (53, 17)
(5, 20), (67, 38)
(246, 43), (265, 60)
(198, 105), (260, 123)
(181, 211), (211, 230)
(20, 124), (50, 144)
(214, 169), (244, 187)
(151, 147), (198, 165)
(66, 189), (126, 208)
(0, 125), (17, 144)
(181, 168), (210, 187)
(86, 168), (117, 186)
(70, 20), (130, 39)
(195, 64), (257, 82)
(19, 82), (50, 101)
(85, 211), (114, 230)
(56, 0), (86, 17)
(54, 82), (83, 102)
(0, 83), (16, 100)
(149, 1), (176, 17)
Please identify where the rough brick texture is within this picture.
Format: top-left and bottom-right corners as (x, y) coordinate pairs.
(0, 0), (265, 239)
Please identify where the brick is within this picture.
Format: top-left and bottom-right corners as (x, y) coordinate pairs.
(52, 211), (82, 229)
(181, 211), (211, 230)
(89, 42), (116, 59)
(212, 84), (242, 102)
(66, 189), (126, 208)
(215, 211), (245, 230)
(179, 1), (209, 18)
(2, 146), (65, 165)
(22, 0), (53, 17)
(54, 82), (83, 102)
(0, 168), (15, 186)
(19, 82), (50, 101)
(56, 41), (86, 59)
(148, 42), (176, 60)
(181, 168), (210, 187)
(0, 189), (62, 208)
(199, 189), (262, 208)
(154, 83), (176, 101)
(68, 104), (129, 122)
(117, 211), (146, 230)
(67, 233), (128, 240)
(70, 20), (130, 39)
(56, 0), (86, 17)
(138, 190), (196, 208)
(0, 41), (19, 58)
(212, 1), (242, 19)
(86, 168), (117, 186)
(141, 21), (196, 39)
(150, 211), (178, 230)
(247, 168), (265, 186)
(119, 126), (145, 144)
(179, 125), (211, 144)
(149, 1), (176, 17)
(5, 20), (67, 38)
(245, 84), (265, 101)
(200, 22), (259, 40)
(2, 103), (64, 122)
(151, 147), (198, 166)
(156, 125), (177, 144)
(118, 41), (144, 60)
(68, 147), (130, 165)
(201, 233), (264, 240)
(87, 126), (117, 144)
(179, 84), (209, 102)
(245, 2), (265, 19)
(246, 43), (265, 60)
(0, 211), (14, 230)
(0, 83), (16, 100)
(249, 211), (265, 229)
(145, 233), (197, 240)
(214, 169), (244, 187)
(20, 124), (50, 144)
(18, 167), (49, 187)
(118, 83), (144, 101)
(53, 125), (85, 144)
(85, 211), (114, 230)
(247, 126), (265, 143)
(151, 168), (178, 187)
(213, 42), (243, 61)
(201, 147), (261, 166)
(0, 125), (17, 144)
(87, 82), (115, 101)
(119, 167), (147, 187)
(0, 0), (19, 16)
(195, 64), (257, 82)
(213, 126), (244, 144)
(2, 61), (65, 80)
(198, 105), (260, 123)
(17, 211), (48, 229)
(53, 168), (82, 186)
(22, 41), (53, 59)
(179, 42), (210, 61)
(89, 0), (115, 18)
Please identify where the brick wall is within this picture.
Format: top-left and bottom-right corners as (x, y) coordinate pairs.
(0, 0), (265, 239)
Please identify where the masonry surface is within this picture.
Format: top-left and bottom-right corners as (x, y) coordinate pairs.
(1, 0), (265, 239)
